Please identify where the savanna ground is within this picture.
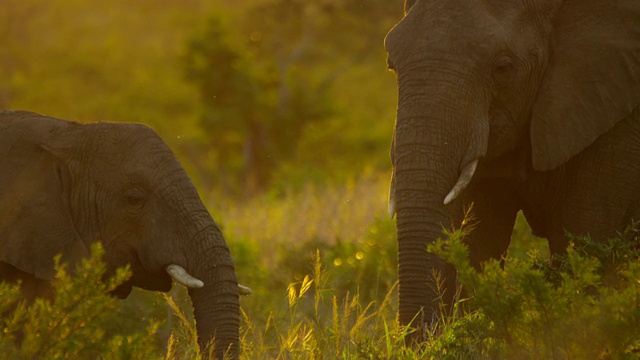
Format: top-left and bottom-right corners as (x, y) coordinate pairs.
(2, 1), (640, 359)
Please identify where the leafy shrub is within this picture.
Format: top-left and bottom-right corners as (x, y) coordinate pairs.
(0, 243), (160, 359)
(6, 181), (637, 359)
(428, 224), (640, 359)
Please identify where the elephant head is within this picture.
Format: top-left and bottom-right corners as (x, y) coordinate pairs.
(384, 0), (640, 336)
(0, 110), (244, 359)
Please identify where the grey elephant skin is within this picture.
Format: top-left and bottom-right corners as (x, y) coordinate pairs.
(385, 0), (640, 339)
(0, 110), (240, 359)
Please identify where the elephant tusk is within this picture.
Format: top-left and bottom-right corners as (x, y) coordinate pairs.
(166, 264), (204, 288)
(238, 284), (253, 296)
(388, 168), (396, 218)
(444, 159), (479, 205)
(388, 195), (396, 218)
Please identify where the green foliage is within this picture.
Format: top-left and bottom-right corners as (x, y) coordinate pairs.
(428, 224), (640, 359)
(183, 10), (342, 194)
(277, 216), (397, 306)
(0, 180), (638, 359)
(164, 292), (202, 360)
(508, 212), (549, 260)
(184, 14), (272, 193)
(2, 1), (400, 195)
(220, 175), (395, 323)
(237, 0), (400, 191)
(0, 243), (160, 359)
(239, 250), (404, 359)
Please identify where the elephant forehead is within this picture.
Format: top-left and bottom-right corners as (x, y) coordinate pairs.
(90, 124), (174, 160)
(94, 123), (162, 146)
(386, 0), (539, 63)
(76, 124), (182, 181)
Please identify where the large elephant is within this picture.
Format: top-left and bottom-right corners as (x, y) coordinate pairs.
(0, 110), (245, 359)
(384, 0), (640, 338)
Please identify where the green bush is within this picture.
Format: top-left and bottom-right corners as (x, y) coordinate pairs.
(0, 244), (160, 359)
(428, 225), (640, 359)
(3, 183), (638, 359)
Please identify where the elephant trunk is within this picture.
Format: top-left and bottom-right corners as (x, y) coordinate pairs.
(143, 163), (241, 359)
(186, 229), (240, 359)
(394, 114), (459, 333)
(392, 76), (488, 337)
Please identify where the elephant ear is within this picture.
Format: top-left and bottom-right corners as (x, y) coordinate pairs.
(0, 142), (88, 280)
(530, 0), (640, 171)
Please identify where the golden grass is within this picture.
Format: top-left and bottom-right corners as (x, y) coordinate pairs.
(215, 175), (392, 267)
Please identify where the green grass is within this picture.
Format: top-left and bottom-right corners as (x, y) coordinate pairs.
(2, 174), (639, 359)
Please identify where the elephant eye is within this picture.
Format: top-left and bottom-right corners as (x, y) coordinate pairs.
(123, 188), (146, 209)
(492, 55), (517, 83)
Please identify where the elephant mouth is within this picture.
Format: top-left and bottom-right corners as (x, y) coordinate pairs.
(112, 282), (134, 299)
(389, 158), (481, 216)
(107, 246), (252, 298)
(108, 250), (173, 298)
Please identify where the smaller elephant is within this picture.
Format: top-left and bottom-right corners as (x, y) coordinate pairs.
(0, 110), (250, 359)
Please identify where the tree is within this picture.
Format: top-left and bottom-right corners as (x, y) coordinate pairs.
(184, 1), (403, 194)
(184, 13), (336, 196)
(0, 0), (47, 108)
(238, 0), (402, 187)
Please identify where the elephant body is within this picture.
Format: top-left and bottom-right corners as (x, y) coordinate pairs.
(464, 107), (640, 261)
(520, 108), (640, 248)
(385, 0), (640, 336)
(0, 110), (240, 359)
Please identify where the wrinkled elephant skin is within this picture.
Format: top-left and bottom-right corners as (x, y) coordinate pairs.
(0, 110), (241, 359)
(385, 0), (640, 339)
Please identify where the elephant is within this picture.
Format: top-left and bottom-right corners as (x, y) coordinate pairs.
(384, 0), (640, 339)
(0, 110), (250, 359)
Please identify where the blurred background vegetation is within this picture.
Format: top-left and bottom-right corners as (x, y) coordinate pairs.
(1, 0), (401, 196)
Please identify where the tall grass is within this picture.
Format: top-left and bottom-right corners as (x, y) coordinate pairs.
(238, 251), (400, 359)
(2, 175), (639, 359)
(216, 175), (391, 268)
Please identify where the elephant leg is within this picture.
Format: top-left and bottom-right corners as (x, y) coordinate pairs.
(433, 177), (520, 316)
(460, 178), (521, 268)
